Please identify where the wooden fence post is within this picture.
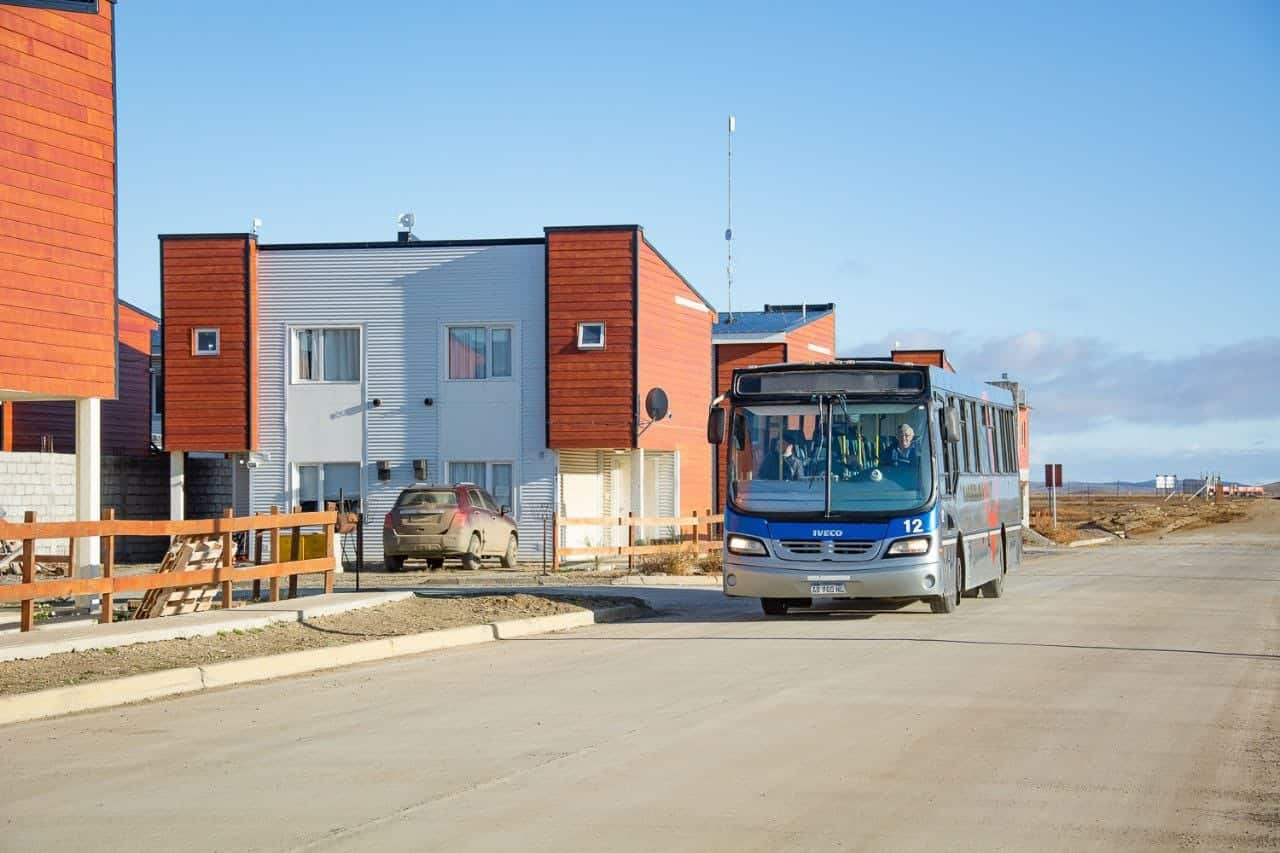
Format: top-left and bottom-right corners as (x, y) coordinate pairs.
(551, 511), (559, 572)
(100, 508), (115, 624)
(693, 510), (700, 552)
(66, 535), (75, 582)
(288, 505), (301, 600)
(220, 508), (234, 611)
(20, 511), (35, 632)
(268, 505), (281, 602)
(627, 511), (634, 574)
(323, 502), (336, 595)
(252, 524), (264, 601)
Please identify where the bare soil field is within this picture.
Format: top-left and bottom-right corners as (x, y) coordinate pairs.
(0, 593), (645, 697)
(1031, 493), (1256, 543)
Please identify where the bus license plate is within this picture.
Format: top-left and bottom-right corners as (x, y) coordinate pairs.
(810, 583), (846, 595)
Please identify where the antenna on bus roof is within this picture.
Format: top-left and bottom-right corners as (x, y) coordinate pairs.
(725, 114), (735, 324)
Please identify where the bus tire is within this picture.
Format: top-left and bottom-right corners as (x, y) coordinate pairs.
(761, 598), (788, 616)
(930, 543), (962, 614)
(981, 532), (1007, 598)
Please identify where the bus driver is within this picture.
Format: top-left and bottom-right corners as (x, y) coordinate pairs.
(888, 424), (922, 467)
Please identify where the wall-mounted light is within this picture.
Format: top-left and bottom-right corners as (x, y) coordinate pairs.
(413, 459), (429, 481)
(371, 398), (383, 408)
(376, 460), (392, 481)
(423, 397), (434, 407)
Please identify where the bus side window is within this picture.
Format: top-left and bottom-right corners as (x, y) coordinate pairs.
(938, 407), (954, 494)
(957, 400), (970, 473)
(969, 402), (982, 474)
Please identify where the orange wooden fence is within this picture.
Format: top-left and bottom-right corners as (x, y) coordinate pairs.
(0, 505), (337, 632)
(553, 511), (724, 566)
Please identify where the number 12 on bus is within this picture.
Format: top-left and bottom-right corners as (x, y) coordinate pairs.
(707, 361), (1024, 616)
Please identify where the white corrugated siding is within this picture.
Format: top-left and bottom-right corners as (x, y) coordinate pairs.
(252, 243), (552, 562)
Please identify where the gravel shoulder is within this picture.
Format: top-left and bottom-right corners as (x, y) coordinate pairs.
(0, 593), (645, 697)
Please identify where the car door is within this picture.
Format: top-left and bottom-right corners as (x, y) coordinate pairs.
(480, 489), (512, 544)
(466, 488), (493, 552)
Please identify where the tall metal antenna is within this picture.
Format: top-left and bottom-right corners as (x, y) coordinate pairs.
(726, 114), (735, 322)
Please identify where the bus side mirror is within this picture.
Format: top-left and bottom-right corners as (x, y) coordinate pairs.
(943, 407), (962, 444)
(707, 407), (726, 445)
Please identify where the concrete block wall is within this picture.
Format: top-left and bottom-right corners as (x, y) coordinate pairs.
(101, 455), (170, 563)
(184, 456), (234, 520)
(0, 452), (75, 556)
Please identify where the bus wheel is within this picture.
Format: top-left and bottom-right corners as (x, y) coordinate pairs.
(982, 535), (1007, 598)
(761, 598), (788, 616)
(930, 546), (962, 614)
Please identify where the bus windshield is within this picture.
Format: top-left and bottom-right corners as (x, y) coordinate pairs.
(728, 401), (933, 516)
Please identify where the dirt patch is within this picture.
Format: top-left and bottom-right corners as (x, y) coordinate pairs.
(0, 593), (646, 697)
(1030, 495), (1250, 542)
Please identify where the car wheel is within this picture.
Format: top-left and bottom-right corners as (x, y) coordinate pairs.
(384, 555), (405, 572)
(500, 535), (518, 568)
(461, 534), (483, 571)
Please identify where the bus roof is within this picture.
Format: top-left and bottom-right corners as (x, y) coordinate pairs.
(727, 360), (1016, 407)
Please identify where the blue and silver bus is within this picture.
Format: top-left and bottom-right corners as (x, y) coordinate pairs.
(707, 361), (1024, 615)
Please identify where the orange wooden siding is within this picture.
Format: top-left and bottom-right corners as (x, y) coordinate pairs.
(784, 312), (836, 362)
(636, 238), (715, 516)
(713, 343), (785, 511)
(161, 236), (257, 452)
(0, 2), (116, 400)
(545, 228), (636, 449)
(4, 302), (156, 456)
(891, 349), (954, 372)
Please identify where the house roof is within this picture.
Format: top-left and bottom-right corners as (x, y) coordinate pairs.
(713, 303), (834, 338)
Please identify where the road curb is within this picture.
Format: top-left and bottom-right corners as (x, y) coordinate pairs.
(1067, 536), (1116, 548)
(0, 604), (648, 726)
(612, 575), (722, 587)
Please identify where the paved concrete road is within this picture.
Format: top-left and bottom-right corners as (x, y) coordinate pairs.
(3, 505), (1277, 852)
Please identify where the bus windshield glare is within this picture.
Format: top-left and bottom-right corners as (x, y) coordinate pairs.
(728, 401), (932, 515)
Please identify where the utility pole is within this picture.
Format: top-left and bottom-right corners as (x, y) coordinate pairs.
(725, 114), (735, 321)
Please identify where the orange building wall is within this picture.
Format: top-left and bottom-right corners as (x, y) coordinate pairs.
(545, 228), (636, 449)
(783, 312), (836, 362)
(4, 301), (156, 455)
(636, 238), (715, 517)
(0, 2), (116, 399)
(161, 235), (257, 452)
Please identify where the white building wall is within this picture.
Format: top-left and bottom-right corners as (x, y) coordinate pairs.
(253, 243), (552, 562)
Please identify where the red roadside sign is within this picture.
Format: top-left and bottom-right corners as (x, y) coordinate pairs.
(1044, 464), (1063, 488)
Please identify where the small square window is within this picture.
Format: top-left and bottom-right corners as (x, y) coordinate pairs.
(577, 322), (605, 350)
(193, 328), (220, 356)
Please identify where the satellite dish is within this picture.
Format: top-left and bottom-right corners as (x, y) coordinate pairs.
(644, 388), (670, 421)
(398, 212), (415, 230)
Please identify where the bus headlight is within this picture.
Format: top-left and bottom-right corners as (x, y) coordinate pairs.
(726, 535), (768, 556)
(885, 537), (931, 557)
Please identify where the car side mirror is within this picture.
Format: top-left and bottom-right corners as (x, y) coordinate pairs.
(500, 505), (511, 516)
(707, 406), (726, 445)
(943, 406), (962, 444)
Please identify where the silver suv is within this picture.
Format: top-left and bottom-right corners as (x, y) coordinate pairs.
(382, 484), (518, 571)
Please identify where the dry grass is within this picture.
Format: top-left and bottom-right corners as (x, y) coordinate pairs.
(636, 546), (722, 576)
(1029, 495), (1249, 541)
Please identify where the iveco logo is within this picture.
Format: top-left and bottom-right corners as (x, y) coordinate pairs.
(812, 529), (844, 537)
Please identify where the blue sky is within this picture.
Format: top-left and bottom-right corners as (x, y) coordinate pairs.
(114, 1), (1279, 483)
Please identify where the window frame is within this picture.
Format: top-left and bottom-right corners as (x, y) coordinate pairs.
(447, 460), (517, 515)
(294, 462), (362, 514)
(446, 324), (515, 382)
(576, 321), (606, 350)
(192, 328), (220, 357)
(291, 326), (362, 385)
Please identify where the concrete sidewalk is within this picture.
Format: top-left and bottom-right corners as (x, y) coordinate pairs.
(0, 591), (414, 662)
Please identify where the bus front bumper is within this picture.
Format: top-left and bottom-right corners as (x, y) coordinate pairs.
(723, 554), (941, 600)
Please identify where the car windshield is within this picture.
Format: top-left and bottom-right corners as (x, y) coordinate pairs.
(728, 401), (933, 516)
(398, 490), (458, 508)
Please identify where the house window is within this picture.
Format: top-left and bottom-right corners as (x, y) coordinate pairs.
(577, 322), (605, 350)
(193, 328), (220, 356)
(297, 463), (361, 513)
(150, 371), (164, 417)
(449, 461), (516, 513)
(294, 328), (360, 383)
(448, 326), (513, 380)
